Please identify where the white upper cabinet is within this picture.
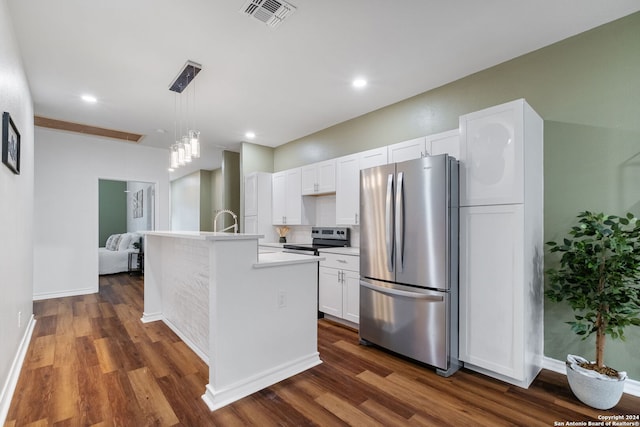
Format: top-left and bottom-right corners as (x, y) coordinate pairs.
(272, 168), (314, 225)
(336, 147), (387, 225)
(459, 99), (541, 206)
(301, 159), (336, 195)
(387, 137), (426, 163)
(427, 129), (460, 159)
(272, 171), (287, 225)
(359, 146), (388, 170)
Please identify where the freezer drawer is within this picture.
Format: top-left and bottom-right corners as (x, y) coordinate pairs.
(359, 279), (449, 370)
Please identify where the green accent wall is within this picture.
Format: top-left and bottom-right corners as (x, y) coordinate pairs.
(98, 180), (127, 246)
(271, 12), (640, 378)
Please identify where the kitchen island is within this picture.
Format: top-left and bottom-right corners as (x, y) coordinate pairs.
(141, 231), (322, 411)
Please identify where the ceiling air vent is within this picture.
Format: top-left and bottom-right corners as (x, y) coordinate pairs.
(241, 0), (296, 29)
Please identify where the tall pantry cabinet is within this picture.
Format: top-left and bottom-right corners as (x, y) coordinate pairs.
(458, 99), (544, 388)
(244, 172), (276, 242)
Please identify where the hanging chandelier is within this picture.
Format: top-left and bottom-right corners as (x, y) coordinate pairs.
(168, 60), (202, 171)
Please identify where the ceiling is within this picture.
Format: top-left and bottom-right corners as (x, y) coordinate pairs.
(7, 0), (640, 157)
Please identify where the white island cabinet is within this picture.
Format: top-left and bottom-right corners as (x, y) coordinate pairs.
(142, 231), (322, 411)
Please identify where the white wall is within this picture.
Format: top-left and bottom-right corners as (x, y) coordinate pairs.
(170, 170), (201, 231)
(126, 181), (154, 232)
(33, 128), (171, 299)
(0, 0), (34, 421)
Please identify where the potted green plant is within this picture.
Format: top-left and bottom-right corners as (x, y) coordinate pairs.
(546, 211), (640, 409)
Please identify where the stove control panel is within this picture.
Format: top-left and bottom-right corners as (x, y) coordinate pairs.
(311, 227), (350, 242)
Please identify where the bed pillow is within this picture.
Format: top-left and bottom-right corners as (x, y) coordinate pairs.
(105, 234), (121, 251)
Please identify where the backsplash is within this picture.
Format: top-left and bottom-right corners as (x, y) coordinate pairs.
(273, 194), (360, 246)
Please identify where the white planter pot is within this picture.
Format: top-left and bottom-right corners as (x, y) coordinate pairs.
(565, 354), (626, 410)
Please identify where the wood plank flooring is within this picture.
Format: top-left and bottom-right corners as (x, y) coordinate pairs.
(5, 273), (639, 426)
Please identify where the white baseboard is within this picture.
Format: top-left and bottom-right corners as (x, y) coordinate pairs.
(162, 318), (209, 365)
(139, 313), (209, 365)
(140, 312), (163, 323)
(0, 315), (36, 425)
(201, 353), (322, 411)
(543, 356), (640, 397)
(33, 287), (96, 301)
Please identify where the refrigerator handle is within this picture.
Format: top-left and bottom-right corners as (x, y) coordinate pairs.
(385, 173), (394, 272)
(395, 172), (404, 272)
(360, 280), (444, 301)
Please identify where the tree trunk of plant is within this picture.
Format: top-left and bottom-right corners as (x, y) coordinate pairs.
(596, 255), (606, 368)
(596, 313), (605, 368)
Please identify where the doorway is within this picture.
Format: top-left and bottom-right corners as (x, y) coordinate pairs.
(98, 179), (156, 275)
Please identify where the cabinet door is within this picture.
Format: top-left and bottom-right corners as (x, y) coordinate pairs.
(244, 215), (258, 234)
(301, 164), (318, 195)
(388, 137), (426, 163)
(319, 266), (342, 317)
(428, 129), (460, 159)
(342, 270), (360, 324)
(336, 147), (388, 226)
(317, 159), (336, 193)
(459, 204), (524, 381)
(336, 154), (360, 225)
(284, 168), (302, 224)
(459, 100), (524, 206)
(272, 172), (286, 225)
(359, 147), (388, 170)
(244, 173), (258, 217)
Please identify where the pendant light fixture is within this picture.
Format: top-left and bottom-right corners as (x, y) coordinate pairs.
(168, 60), (202, 171)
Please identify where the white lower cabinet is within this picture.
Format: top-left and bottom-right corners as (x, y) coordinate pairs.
(459, 204), (543, 388)
(318, 251), (360, 324)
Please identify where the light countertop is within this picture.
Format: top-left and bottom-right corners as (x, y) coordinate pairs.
(258, 242), (286, 248)
(317, 247), (360, 256)
(254, 251), (324, 268)
(144, 231), (263, 241)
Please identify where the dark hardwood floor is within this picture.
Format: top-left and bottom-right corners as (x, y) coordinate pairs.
(5, 273), (639, 426)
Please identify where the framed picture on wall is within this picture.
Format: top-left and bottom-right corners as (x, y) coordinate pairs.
(2, 112), (21, 175)
(134, 189), (144, 218)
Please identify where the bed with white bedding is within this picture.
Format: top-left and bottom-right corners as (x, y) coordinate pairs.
(99, 232), (141, 275)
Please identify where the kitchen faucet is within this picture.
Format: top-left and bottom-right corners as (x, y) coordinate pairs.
(213, 209), (238, 233)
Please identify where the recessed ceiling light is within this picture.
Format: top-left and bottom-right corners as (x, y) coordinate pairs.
(352, 78), (367, 89)
(245, 131), (256, 140)
(81, 94), (97, 103)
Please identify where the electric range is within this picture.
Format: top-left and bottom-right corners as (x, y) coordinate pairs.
(283, 227), (350, 255)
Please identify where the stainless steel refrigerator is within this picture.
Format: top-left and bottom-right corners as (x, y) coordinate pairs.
(359, 154), (460, 376)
